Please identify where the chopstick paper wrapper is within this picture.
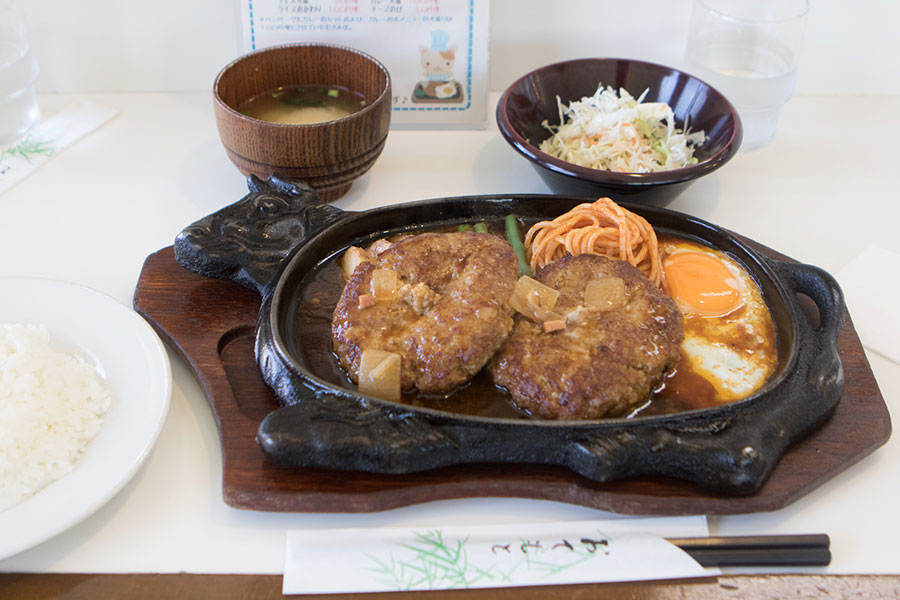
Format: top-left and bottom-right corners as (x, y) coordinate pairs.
(0, 102), (118, 194)
(283, 517), (715, 594)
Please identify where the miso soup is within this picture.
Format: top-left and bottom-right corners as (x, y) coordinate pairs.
(239, 85), (367, 125)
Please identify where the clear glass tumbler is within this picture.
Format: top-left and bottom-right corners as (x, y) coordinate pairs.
(685, 0), (809, 151)
(0, 0), (39, 145)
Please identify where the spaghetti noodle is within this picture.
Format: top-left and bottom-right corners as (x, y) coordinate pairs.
(523, 198), (663, 287)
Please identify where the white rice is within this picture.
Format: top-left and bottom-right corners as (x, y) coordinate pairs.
(0, 323), (112, 511)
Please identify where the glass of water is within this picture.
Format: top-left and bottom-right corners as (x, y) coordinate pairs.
(685, 0), (808, 151)
(0, 0), (39, 145)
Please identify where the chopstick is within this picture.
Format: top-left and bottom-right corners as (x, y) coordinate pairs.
(666, 534), (831, 567)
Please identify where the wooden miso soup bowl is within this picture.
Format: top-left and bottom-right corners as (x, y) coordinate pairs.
(213, 43), (392, 202)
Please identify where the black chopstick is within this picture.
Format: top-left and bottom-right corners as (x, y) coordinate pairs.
(666, 534), (831, 567)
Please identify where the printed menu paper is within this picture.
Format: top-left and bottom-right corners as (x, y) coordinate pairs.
(241, 0), (490, 128)
(283, 517), (714, 594)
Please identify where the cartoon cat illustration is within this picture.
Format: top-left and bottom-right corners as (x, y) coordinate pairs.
(413, 29), (464, 103)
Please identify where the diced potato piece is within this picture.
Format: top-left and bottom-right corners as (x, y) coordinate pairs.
(584, 277), (626, 311)
(358, 349), (402, 401)
(370, 268), (399, 300)
(341, 246), (372, 280)
(510, 276), (561, 322)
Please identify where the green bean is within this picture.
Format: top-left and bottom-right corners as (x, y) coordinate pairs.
(473, 222), (489, 234)
(505, 214), (532, 276)
(457, 224), (473, 232)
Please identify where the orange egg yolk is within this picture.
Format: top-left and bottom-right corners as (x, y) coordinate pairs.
(664, 252), (744, 317)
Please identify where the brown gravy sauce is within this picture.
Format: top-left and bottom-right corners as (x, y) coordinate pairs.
(292, 239), (729, 421)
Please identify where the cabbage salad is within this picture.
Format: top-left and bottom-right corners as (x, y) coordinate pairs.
(539, 84), (707, 173)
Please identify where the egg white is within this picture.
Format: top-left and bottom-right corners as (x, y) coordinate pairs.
(661, 240), (777, 403)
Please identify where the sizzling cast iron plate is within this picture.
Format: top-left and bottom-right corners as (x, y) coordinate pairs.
(170, 176), (849, 497)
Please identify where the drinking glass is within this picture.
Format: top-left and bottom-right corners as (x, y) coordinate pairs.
(685, 0), (808, 151)
(0, 0), (39, 145)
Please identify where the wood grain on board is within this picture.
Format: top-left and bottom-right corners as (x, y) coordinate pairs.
(133, 245), (891, 515)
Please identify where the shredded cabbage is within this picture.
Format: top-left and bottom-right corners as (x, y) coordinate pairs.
(539, 84), (707, 173)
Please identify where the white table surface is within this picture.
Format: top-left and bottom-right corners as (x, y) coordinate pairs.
(1, 91), (898, 575)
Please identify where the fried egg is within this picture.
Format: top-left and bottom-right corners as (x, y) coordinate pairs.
(661, 238), (777, 403)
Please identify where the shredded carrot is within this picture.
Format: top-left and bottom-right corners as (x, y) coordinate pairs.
(524, 198), (663, 287)
(542, 319), (567, 333)
(358, 294), (376, 309)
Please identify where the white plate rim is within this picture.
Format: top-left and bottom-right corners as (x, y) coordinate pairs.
(0, 277), (172, 561)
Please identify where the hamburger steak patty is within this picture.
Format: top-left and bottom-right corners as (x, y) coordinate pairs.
(332, 231), (519, 395)
(489, 254), (684, 419)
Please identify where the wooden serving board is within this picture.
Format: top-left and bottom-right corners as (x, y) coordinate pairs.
(133, 245), (891, 515)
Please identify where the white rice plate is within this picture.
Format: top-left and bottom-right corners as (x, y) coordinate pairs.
(0, 323), (112, 511)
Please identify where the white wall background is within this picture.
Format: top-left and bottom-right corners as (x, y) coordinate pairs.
(20, 0), (900, 95)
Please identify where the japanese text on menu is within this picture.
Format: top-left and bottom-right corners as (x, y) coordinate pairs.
(243, 0), (490, 127)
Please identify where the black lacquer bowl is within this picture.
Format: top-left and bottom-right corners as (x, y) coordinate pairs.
(174, 176), (844, 495)
(497, 57), (742, 206)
